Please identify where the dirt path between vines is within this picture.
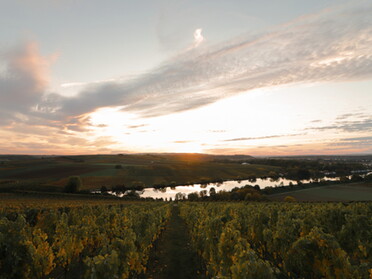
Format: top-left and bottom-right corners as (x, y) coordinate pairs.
(143, 205), (207, 279)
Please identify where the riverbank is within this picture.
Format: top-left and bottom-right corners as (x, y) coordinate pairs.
(268, 182), (372, 202)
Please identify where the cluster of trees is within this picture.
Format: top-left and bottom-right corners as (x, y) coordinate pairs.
(219, 157), (370, 180)
(110, 181), (146, 193)
(176, 185), (267, 202)
(0, 204), (170, 278)
(63, 176), (147, 197)
(64, 176), (82, 193)
(180, 202), (372, 279)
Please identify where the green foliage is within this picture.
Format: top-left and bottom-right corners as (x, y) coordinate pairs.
(0, 204), (171, 279)
(285, 227), (353, 279)
(0, 215), (33, 279)
(1, 198), (371, 279)
(180, 202), (372, 279)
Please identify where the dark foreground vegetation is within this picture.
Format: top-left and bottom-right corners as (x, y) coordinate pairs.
(0, 200), (371, 278)
(180, 202), (372, 279)
(0, 202), (170, 278)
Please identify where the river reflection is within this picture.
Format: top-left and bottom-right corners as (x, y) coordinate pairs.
(91, 172), (369, 200)
(138, 177), (340, 200)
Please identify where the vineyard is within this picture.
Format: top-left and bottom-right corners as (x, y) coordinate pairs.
(0, 201), (371, 278)
(180, 202), (372, 279)
(0, 203), (170, 279)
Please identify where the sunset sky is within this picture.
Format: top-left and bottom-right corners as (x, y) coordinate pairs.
(0, 0), (371, 155)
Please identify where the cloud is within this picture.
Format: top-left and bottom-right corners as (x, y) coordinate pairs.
(204, 145), (309, 156)
(340, 136), (372, 142)
(0, 42), (51, 124)
(60, 78), (117, 88)
(327, 136), (372, 152)
(307, 117), (372, 133)
(335, 112), (370, 120)
(127, 124), (147, 129)
(96, 124), (108, 128)
(209, 130), (226, 133)
(204, 141), (371, 156)
(193, 28), (204, 48)
(223, 133), (305, 142)
(1, 2), (372, 132)
(42, 1), (371, 121)
(173, 140), (194, 144)
(330, 136), (372, 146)
(0, 125), (119, 155)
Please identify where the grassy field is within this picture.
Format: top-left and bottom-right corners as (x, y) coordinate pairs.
(0, 191), (146, 210)
(269, 182), (372, 201)
(0, 154), (279, 192)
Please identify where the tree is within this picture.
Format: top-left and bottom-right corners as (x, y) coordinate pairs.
(131, 181), (145, 190)
(339, 176), (349, 183)
(187, 192), (199, 201)
(64, 176), (82, 193)
(350, 174), (363, 182)
(209, 187), (216, 196)
(199, 190), (208, 198)
(175, 192), (186, 201)
(100, 186), (108, 193)
(125, 190), (140, 199)
(297, 169), (311, 180)
(364, 173), (372, 182)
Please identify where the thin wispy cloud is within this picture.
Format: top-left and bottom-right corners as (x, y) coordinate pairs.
(127, 124), (148, 129)
(223, 133), (305, 142)
(327, 136), (372, 153)
(307, 117), (372, 133)
(173, 140), (194, 144)
(51, 2), (372, 121)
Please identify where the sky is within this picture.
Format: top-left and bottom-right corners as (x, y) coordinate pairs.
(0, 0), (371, 156)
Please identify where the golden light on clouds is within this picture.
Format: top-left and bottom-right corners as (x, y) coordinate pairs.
(0, 1), (371, 155)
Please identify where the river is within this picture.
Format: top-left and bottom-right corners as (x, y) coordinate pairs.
(99, 176), (344, 200)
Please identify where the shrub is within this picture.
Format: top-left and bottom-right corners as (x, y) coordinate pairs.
(284, 196), (296, 202)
